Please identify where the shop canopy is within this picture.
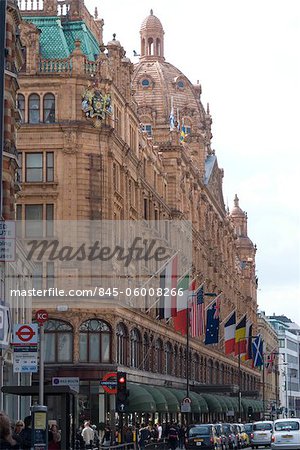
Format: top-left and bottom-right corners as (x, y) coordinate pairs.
(201, 393), (223, 413)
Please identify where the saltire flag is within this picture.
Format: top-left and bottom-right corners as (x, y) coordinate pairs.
(252, 335), (264, 367)
(235, 315), (247, 355)
(224, 311), (236, 355)
(204, 296), (221, 345)
(173, 276), (195, 335)
(242, 320), (253, 361)
(158, 255), (178, 319)
(191, 285), (205, 337)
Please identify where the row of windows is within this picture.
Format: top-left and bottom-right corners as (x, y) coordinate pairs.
(17, 93), (55, 124)
(44, 319), (257, 390)
(18, 151), (54, 183)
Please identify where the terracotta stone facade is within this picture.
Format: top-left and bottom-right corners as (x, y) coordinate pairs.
(15, 0), (268, 422)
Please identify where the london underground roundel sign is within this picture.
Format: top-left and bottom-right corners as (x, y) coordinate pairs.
(100, 372), (117, 394)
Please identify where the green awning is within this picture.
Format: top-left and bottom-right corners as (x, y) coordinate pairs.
(195, 394), (209, 414)
(254, 399), (264, 412)
(216, 396), (228, 413)
(170, 389), (201, 413)
(143, 386), (168, 413)
(241, 398), (255, 414)
(222, 396), (236, 412)
(154, 386), (180, 413)
(127, 383), (156, 413)
(228, 396), (239, 412)
(201, 393), (223, 413)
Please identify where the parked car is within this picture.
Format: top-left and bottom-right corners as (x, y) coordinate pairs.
(251, 420), (273, 449)
(185, 424), (220, 450)
(244, 423), (253, 442)
(271, 418), (300, 449)
(215, 424), (229, 450)
(222, 424), (238, 450)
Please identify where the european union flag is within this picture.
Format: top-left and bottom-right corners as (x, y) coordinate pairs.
(204, 300), (220, 345)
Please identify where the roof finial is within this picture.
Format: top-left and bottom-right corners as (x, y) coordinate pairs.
(150, 9), (153, 15)
(113, 33), (116, 40)
(234, 194), (239, 207)
(206, 102), (210, 114)
(94, 6), (98, 19)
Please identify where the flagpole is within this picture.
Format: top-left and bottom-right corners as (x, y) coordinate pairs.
(186, 283), (190, 426)
(238, 338), (242, 423)
(204, 292), (222, 311)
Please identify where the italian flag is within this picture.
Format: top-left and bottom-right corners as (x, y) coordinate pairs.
(173, 276), (195, 335)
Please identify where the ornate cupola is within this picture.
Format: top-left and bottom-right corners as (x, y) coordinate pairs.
(140, 9), (165, 61)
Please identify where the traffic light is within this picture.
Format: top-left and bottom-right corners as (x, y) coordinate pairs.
(116, 371), (129, 413)
(248, 406), (253, 418)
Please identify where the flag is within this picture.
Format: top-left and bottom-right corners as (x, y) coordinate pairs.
(158, 255), (178, 319)
(235, 315), (247, 355)
(204, 298), (220, 345)
(179, 121), (187, 142)
(266, 351), (276, 374)
(191, 285), (205, 337)
(252, 335), (264, 367)
(242, 320), (252, 361)
(173, 276), (194, 335)
(169, 97), (175, 131)
(224, 311), (236, 355)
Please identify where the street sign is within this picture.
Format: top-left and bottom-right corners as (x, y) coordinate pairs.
(0, 303), (11, 349)
(13, 348), (38, 373)
(52, 377), (80, 393)
(0, 221), (16, 262)
(13, 324), (38, 347)
(101, 372), (117, 394)
(181, 397), (192, 413)
(35, 310), (48, 325)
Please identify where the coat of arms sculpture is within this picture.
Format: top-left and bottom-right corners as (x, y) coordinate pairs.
(81, 87), (113, 127)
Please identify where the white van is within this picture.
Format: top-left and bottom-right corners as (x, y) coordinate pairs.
(251, 420), (273, 448)
(271, 418), (300, 449)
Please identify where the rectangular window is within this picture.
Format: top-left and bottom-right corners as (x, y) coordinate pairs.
(18, 152), (22, 183)
(143, 158), (147, 177)
(33, 261), (43, 290)
(112, 163), (119, 191)
(143, 198), (148, 220)
(46, 204), (54, 236)
(46, 152), (54, 182)
(46, 262), (54, 289)
(79, 334), (87, 362)
(26, 153), (43, 182)
(144, 124), (152, 136)
(101, 333), (110, 362)
(58, 333), (72, 363)
(45, 333), (55, 362)
(25, 204), (43, 237)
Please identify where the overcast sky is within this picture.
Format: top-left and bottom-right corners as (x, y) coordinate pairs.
(86, 0), (300, 323)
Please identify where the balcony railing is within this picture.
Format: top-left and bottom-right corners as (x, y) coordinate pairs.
(39, 58), (72, 73)
(18, 0), (44, 11)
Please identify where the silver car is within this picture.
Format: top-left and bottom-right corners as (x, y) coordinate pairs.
(251, 421), (273, 449)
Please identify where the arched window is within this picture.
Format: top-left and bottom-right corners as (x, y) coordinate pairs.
(174, 345), (179, 377)
(130, 328), (142, 369)
(44, 319), (73, 363)
(28, 94), (40, 124)
(215, 362), (220, 384)
(43, 93), (55, 123)
(116, 323), (127, 366)
(220, 364), (225, 384)
(17, 94), (25, 123)
(165, 342), (173, 375)
(143, 333), (150, 371)
(156, 38), (161, 56)
(156, 338), (163, 373)
(194, 353), (200, 382)
(79, 319), (111, 363)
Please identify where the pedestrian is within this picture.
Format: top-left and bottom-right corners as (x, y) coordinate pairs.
(0, 412), (20, 449)
(125, 426), (133, 449)
(101, 425), (111, 447)
(178, 425), (186, 449)
(157, 422), (162, 441)
(138, 423), (150, 450)
(81, 421), (94, 449)
(12, 421), (24, 445)
(18, 416), (32, 449)
(92, 425), (99, 447)
(168, 423), (178, 450)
